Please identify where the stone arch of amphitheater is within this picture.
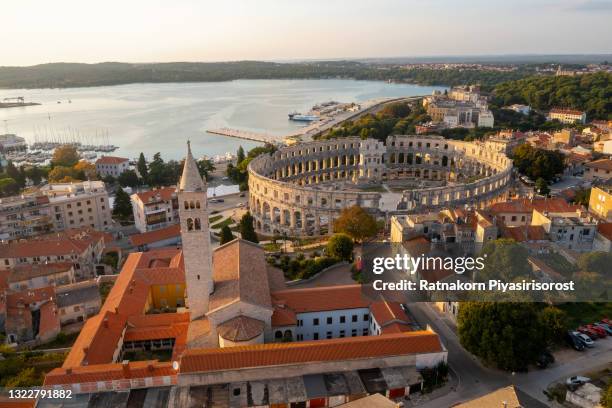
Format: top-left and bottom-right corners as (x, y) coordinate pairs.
(248, 135), (513, 237)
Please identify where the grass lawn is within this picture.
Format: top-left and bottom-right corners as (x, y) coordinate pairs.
(263, 242), (282, 252)
(210, 217), (233, 229)
(33, 332), (79, 350)
(209, 214), (223, 224)
(536, 253), (577, 278)
(558, 302), (612, 328)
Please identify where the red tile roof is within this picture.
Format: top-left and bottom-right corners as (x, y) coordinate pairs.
(8, 262), (73, 283)
(501, 225), (547, 242)
(134, 187), (176, 203)
(179, 331), (443, 374)
(370, 301), (409, 326)
(38, 301), (61, 338)
(45, 361), (176, 386)
(129, 224), (181, 246)
(96, 156), (129, 165)
(585, 159), (612, 171)
(271, 285), (371, 314)
(217, 315), (265, 342)
(209, 239), (272, 312)
(550, 108), (584, 116)
(597, 223), (612, 241)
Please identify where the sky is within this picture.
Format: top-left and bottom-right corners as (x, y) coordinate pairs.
(1, 0), (612, 66)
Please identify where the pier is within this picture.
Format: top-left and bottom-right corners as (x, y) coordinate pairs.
(206, 128), (279, 144)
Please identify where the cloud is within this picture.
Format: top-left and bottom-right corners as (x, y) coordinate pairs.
(571, 0), (612, 11)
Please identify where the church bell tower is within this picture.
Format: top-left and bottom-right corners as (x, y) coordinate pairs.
(178, 141), (213, 320)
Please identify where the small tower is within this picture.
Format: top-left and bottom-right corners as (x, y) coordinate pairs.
(178, 141), (213, 320)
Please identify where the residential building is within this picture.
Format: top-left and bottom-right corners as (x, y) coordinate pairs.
(7, 262), (75, 291)
(40, 181), (112, 231)
(129, 223), (181, 251)
(3, 286), (60, 344)
(584, 159), (612, 182)
(531, 208), (597, 252)
(490, 197), (580, 227)
(44, 143), (447, 403)
(505, 104), (531, 115)
(0, 227), (110, 279)
(548, 108), (586, 124)
(55, 280), (102, 325)
(593, 223), (612, 252)
(552, 129), (576, 146)
(588, 184), (612, 221)
(0, 194), (54, 239)
(486, 131), (525, 155)
(455, 385), (547, 408)
(131, 187), (179, 233)
(95, 156), (130, 178)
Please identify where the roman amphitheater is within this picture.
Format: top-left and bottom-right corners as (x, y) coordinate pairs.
(248, 135), (512, 237)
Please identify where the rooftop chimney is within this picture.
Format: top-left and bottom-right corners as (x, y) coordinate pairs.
(122, 360), (130, 377)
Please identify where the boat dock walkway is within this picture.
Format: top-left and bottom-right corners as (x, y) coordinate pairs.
(206, 128), (279, 144)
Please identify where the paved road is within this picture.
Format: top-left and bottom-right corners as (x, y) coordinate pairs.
(208, 192), (248, 213)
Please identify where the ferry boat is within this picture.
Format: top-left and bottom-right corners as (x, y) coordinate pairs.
(288, 112), (319, 122)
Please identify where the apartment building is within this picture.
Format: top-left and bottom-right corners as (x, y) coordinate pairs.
(548, 108), (586, 124)
(531, 209), (597, 251)
(0, 228), (109, 279)
(589, 184), (612, 221)
(0, 194), (54, 239)
(40, 181), (112, 231)
(584, 159), (612, 182)
(95, 156), (130, 178)
(131, 187), (179, 233)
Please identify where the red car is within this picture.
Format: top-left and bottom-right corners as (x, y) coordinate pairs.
(586, 324), (607, 338)
(602, 318), (612, 325)
(578, 326), (599, 340)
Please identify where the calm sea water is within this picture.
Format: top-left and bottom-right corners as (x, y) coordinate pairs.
(0, 80), (445, 160)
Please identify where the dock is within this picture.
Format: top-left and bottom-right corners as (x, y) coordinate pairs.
(207, 128), (279, 144)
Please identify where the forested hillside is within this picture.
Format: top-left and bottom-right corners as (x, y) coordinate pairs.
(491, 72), (611, 119)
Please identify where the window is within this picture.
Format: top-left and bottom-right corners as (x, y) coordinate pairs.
(326, 317), (332, 325)
(363, 328), (369, 336)
(352, 329), (357, 337)
(326, 331), (332, 339)
(297, 334), (304, 341)
(313, 318), (319, 326)
(352, 315), (358, 322)
(363, 314), (369, 321)
(313, 333), (319, 340)
(297, 319), (303, 327)
(340, 316), (346, 323)
(339, 330), (345, 338)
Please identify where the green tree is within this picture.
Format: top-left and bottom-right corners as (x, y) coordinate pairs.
(333, 205), (378, 242)
(577, 251), (612, 275)
(5, 161), (25, 187)
(47, 166), (78, 182)
(239, 212), (259, 243)
(117, 169), (140, 188)
(4, 367), (40, 388)
(478, 239), (531, 282)
(573, 188), (590, 206)
(237, 146), (245, 164)
(513, 144), (565, 182)
(0, 177), (19, 197)
(602, 382), (612, 408)
(24, 166), (47, 185)
(137, 152), (148, 181)
(52, 145), (80, 167)
(326, 233), (354, 262)
(458, 302), (546, 371)
(112, 188), (133, 221)
(219, 225), (235, 245)
(196, 159), (215, 181)
(148, 153), (166, 186)
(535, 177), (550, 196)
(538, 306), (568, 344)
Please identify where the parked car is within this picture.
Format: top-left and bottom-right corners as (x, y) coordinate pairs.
(595, 322), (612, 335)
(586, 324), (607, 338)
(566, 376), (590, 387)
(536, 350), (555, 368)
(565, 331), (585, 351)
(239, 193), (246, 197)
(577, 326), (599, 340)
(601, 318), (612, 325)
(574, 331), (595, 348)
